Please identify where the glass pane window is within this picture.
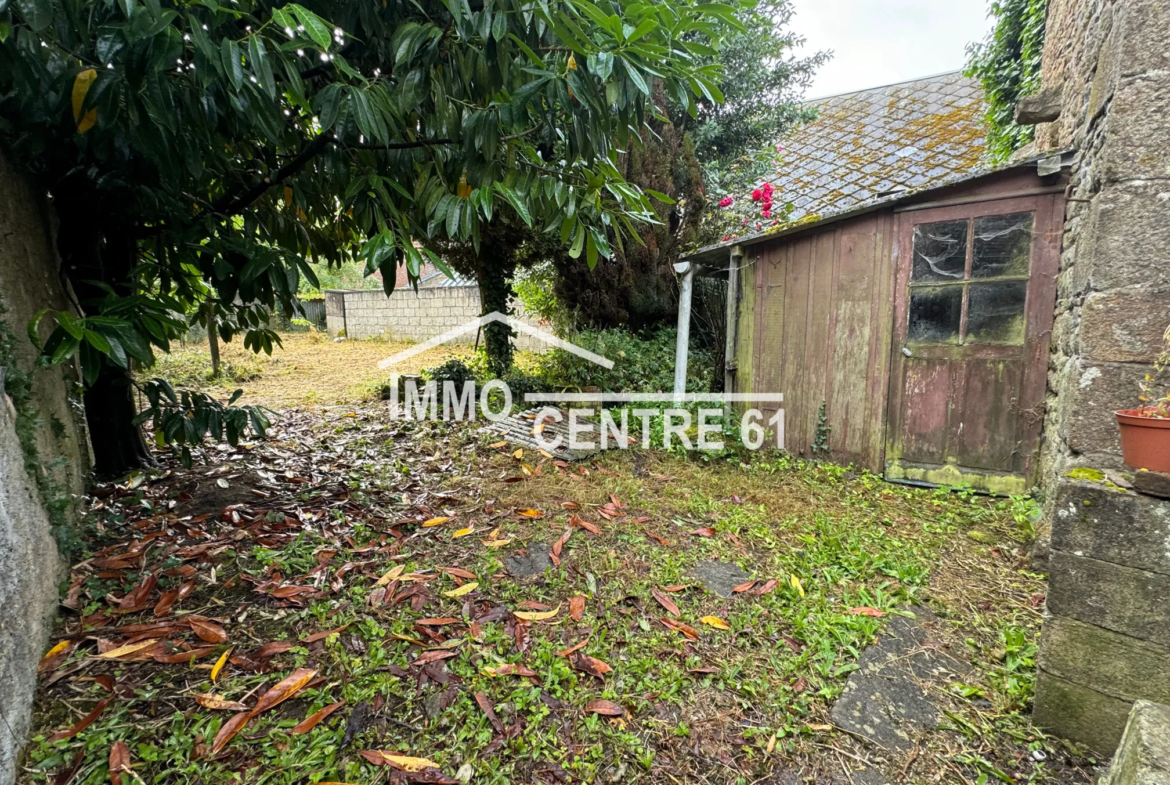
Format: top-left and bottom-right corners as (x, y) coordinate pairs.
(907, 211), (1034, 345)
(972, 213), (1033, 279)
(912, 220), (967, 282)
(908, 287), (963, 343)
(966, 282), (1028, 344)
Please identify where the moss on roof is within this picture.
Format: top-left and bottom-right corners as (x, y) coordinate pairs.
(771, 71), (987, 222)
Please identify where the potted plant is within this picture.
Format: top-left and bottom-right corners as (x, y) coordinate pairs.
(1117, 324), (1170, 473)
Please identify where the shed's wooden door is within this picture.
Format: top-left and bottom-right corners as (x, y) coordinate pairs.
(885, 194), (1061, 494)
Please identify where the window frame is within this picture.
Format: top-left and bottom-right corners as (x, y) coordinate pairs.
(907, 211), (1035, 346)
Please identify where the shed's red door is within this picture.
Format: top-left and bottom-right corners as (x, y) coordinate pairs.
(885, 194), (1061, 494)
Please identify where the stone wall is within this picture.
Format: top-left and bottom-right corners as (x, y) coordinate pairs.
(1034, 479), (1170, 751)
(1029, 0), (1170, 753)
(1035, 0), (1170, 480)
(1100, 701), (1170, 785)
(0, 151), (90, 785)
(324, 287), (550, 352)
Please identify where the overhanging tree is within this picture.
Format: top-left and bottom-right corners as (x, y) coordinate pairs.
(0, 0), (742, 476)
(551, 0), (823, 330)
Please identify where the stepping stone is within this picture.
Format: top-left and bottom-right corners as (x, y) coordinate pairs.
(829, 609), (962, 751)
(689, 561), (752, 598)
(504, 543), (552, 578)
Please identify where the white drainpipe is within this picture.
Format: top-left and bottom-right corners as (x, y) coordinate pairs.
(673, 260), (694, 403)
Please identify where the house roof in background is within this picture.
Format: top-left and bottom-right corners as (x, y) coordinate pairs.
(776, 70), (987, 223)
(419, 268), (475, 288)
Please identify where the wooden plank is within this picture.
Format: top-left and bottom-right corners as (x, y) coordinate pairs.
(723, 248), (741, 394)
(829, 216), (881, 465)
(1017, 193), (1062, 481)
(899, 359), (952, 464)
(782, 237), (812, 453)
(802, 229), (836, 457)
(948, 358), (1024, 471)
(867, 212), (897, 470)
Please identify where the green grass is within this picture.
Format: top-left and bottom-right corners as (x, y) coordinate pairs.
(21, 409), (1088, 785)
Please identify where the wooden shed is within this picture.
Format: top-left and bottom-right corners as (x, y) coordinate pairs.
(685, 159), (1070, 494)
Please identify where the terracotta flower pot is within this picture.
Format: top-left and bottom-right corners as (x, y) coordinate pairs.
(1116, 409), (1170, 473)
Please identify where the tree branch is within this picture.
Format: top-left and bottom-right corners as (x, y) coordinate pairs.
(502, 125), (540, 142)
(210, 131), (336, 219)
(344, 138), (455, 150)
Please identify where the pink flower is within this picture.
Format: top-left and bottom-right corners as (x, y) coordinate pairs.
(762, 182), (774, 197)
(721, 235), (730, 242)
(761, 210), (772, 218)
(776, 145), (785, 152)
(751, 189), (762, 202)
(761, 200), (773, 211)
(718, 196), (733, 207)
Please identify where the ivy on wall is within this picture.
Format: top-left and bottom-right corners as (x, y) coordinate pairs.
(0, 299), (79, 558)
(965, 0), (1049, 161)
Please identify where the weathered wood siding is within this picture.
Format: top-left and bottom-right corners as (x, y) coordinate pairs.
(739, 211), (896, 470)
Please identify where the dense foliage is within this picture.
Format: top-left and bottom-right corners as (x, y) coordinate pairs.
(533, 326), (713, 394)
(965, 0), (1048, 161)
(686, 0), (823, 164)
(547, 0), (822, 330)
(0, 0), (740, 473)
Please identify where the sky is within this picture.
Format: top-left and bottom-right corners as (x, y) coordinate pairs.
(786, 0), (996, 99)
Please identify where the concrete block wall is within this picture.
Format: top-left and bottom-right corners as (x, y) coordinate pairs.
(324, 286), (549, 352)
(1029, 0), (1170, 753)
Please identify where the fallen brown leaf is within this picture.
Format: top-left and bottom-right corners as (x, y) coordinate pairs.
(188, 618), (229, 644)
(846, 606), (885, 617)
(195, 693), (250, 711)
(569, 594), (586, 621)
(49, 698), (111, 742)
(585, 699), (624, 716)
(251, 668), (317, 715)
(557, 639), (589, 658)
(571, 654), (612, 678)
(290, 700), (346, 734)
(108, 741), (130, 785)
(474, 691), (504, 734)
(660, 618), (699, 640)
(210, 710), (252, 754)
(152, 645), (218, 664)
(301, 625), (349, 643)
(651, 588), (680, 618)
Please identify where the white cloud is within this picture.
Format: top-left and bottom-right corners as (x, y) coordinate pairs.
(787, 0), (996, 98)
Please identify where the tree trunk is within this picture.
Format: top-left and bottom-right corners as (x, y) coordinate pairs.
(84, 363), (155, 479)
(476, 239), (517, 377)
(53, 183), (154, 478)
(207, 302), (220, 377)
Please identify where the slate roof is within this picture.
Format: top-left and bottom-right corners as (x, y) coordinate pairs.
(775, 70), (987, 222)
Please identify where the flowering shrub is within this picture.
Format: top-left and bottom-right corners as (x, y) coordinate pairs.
(699, 144), (794, 246)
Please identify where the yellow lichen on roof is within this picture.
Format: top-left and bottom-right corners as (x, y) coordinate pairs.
(761, 72), (988, 223)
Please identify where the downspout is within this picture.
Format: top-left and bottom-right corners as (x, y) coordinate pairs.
(723, 246), (742, 396)
(672, 260), (695, 403)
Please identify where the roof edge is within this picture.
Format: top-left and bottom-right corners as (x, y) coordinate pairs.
(685, 150), (1075, 269)
(800, 69), (967, 105)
